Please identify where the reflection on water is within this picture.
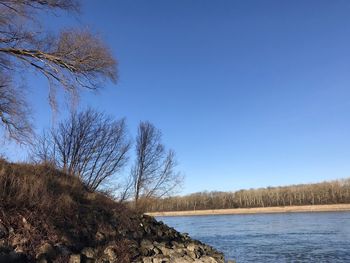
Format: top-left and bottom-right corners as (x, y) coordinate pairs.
(158, 211), (350, 262)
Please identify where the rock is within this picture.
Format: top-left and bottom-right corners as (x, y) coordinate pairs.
(142, 257), (153, 263)
(153, 246), (161, 255)
(0, 239), (9, 249)
(141, 239), (153, 248)
(83, 258), (95, 263)
(133, 213), (225, 262)
(169, 255), (195, 263)
(0, 223), (7, 238)
(194, 256), (218, 263)
(37, 258), (49, 263)
(36, 242), (56, 260)
(152, 255), (170, 263)
(186, 250), (197, 259)
(186, 243), (197, 252)
(173, 247), (186, 255)
(156, 229), (163, 237)
(140, 239), (155, 256)
(54, 243), (71, 256)
(81, 247), (95, 259)
(159, 246), (175, 257)
(69, 254), (81, 263)
(171, 241), (184, 248)
(104, 245), (117, 261)
(0, 205), (225, 263)
(194, 247), (204, 258)
(95, 231), (105, 242)
(60, 235), (71, 245)
(133, 230), (144, 239)
(144, 225), (151, 234)
(127, 240), (140, 259)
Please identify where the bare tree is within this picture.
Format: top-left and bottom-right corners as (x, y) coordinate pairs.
(131, 121), (182, 206)
(143, 178), (350, 212)
(32, 109), (130, 191)
(0, 0), (117, 141)
(117, 174), (134, 203)
(0, 74), (32, 142)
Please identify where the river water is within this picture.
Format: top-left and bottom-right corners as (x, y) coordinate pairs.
(157, 211), (350, 262)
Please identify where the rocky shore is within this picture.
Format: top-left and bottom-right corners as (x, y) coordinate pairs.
(0, 161), (226, 263)
(0, 213), (224, 263)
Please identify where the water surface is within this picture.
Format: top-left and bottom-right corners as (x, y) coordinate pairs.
(158, 211), (350, 262)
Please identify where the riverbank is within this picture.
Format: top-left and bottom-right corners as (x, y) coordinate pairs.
(0, 160), (224, 263)
(146, 204), (350, 217)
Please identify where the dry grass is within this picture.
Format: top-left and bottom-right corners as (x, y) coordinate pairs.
(0, 159), (82, 212)
(0, 158), (136, 261)
(146, 204), (350, 217)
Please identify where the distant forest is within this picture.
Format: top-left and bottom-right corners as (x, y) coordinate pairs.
(145, 179), (350, 212)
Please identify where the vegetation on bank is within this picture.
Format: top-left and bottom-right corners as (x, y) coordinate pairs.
(31, 109), (183, 203)
(0, 158), (134, 261)
(144, 179), (350, 212)
(0, 159), (224, 262)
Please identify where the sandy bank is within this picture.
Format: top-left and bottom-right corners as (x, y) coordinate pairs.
(146, 203), (350, 217)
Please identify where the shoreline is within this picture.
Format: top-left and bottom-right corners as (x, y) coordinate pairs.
(146, 203), (350, 217)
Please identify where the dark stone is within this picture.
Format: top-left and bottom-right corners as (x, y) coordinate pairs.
(0, 224), (7, 239)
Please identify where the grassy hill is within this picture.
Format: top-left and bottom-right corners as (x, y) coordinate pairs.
(0, 159), (224, 263)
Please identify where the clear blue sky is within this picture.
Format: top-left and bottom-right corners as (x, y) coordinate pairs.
(4, 0), (350, 194)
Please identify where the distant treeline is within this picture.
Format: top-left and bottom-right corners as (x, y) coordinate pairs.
(145, 179), (350, 212)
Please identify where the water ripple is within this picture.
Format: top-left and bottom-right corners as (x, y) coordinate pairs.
(158, 211), (350, 262)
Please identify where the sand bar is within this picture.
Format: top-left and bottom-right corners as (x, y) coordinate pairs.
(146, 204), (350, 217)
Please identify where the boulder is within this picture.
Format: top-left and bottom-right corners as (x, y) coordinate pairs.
(186, 243), (197, 252)
(69, 254), (81, 263)
(140, 240), (155, 256)
(194, 256), (218, 263)
(169, 255), (195, 263)
(81, 247), (96, 259)
(36, 242), (56, 260)
(161, 246), (175, 257)
(142, 257), (153, 263)
(104, 245), (120, 262)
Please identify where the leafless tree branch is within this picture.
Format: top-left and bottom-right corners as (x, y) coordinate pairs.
(0, 0), (117, 142)
(31, 109), (130, 191)
(130, 121), (183, 207)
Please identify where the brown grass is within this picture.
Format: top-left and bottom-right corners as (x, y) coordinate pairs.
(0, 158), (136, 261)
(146, 204), (350, 217)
